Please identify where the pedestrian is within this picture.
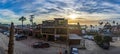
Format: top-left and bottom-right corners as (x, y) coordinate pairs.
(64, 50), (68, 54)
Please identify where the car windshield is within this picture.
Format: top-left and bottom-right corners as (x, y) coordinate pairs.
(72, 48), (78, 53)
(34, 42), (42, 45)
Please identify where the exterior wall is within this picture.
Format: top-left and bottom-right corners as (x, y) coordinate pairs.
(41, 18), (68, 42)
(69, 29), (81, 35)
(69, 39), (81, 45)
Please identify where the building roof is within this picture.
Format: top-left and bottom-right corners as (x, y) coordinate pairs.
(69, 34), (82, 39)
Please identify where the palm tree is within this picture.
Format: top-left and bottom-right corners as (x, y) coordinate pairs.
(30, 15), (34, 28)
(116, 22), (119, 26)
(85, 25), (88, 30)
(104, 22), (111, 29)
(90, 25), (93, 30)
(112, 21), (115, 25)
(19, 16), (26, 29)
(98, 21), (103, 25)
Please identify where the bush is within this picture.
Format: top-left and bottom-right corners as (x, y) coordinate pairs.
(94, 34), (111, 49)
(36, 34), (43, 38)
(103, 36), (112, 42)
(94, 35), (102, 44)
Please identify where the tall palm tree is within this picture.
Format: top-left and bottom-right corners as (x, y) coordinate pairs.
(30, 15), (34, 28)
(19, 16), (26, 29)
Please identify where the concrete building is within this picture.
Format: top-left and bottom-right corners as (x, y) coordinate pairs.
(41, 18), (68, 42)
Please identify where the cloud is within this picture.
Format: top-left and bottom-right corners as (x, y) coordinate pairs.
(0, 9), (19, 18)
(0, 0), (120, 25)
(21, 0), (120, 15)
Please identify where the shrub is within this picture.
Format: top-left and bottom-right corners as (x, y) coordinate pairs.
(36, 34), (42, 38)
(94, 35), (102, 44)
(103, 36), (112, 42)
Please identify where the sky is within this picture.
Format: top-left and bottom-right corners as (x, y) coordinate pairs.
(0, 0), (120, 25)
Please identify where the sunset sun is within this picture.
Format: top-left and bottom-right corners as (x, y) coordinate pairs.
(68, 14), (78, 19)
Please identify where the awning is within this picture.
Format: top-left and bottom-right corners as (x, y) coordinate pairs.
(69, 34), (82, 40)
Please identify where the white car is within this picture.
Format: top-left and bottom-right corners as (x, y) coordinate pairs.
(83, 35), (89, 39)
(87, 36), (94, 40)
(83, 35), (94, 40)
(71, 48), (79, 54)
(4, 31), (9, 36)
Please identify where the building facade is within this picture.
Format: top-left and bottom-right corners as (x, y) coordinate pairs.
(41, 18), (68, 42)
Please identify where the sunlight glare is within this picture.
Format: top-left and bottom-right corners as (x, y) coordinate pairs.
(69, 14), (78, 19)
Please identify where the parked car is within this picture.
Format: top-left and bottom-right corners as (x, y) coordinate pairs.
(15, 34), (27, 41)
(3, 31), (9, 35)
(70, 48), (79, 54)
(83, 35), (89, 39)
(0, 30), (6, 33)
(6, 33), (18, 37)
(88, 36), (94, 40)
(83, 35), (94, 40)
(32, 42), (50, 48)
(14, 33), (18, 37)
(100, 42), (110, 49)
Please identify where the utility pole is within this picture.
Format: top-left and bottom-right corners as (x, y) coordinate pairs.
(8, 22), (14, 54)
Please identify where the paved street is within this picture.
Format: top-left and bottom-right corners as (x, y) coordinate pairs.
(79, 39), (120, 54)
(1, 33), (120, 54)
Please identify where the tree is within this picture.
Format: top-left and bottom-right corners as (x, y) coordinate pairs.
(8, 22), (14, 54)
(112, 21), (115, 25)
(33, 22), (37, 28)
(116, 22), (119, 26)
(104, 22), (111, 29)
(90, 25), (93, 30)
(19, 16), (26, 29)
(98, 21), (103, 25)
(30, 15), (34, 28)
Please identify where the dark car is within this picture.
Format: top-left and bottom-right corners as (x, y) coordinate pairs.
(32, 42), (43, 48)
(15, 35), (27, 41)
(42, 43), (50, 48)
(101, 42), (110, 49)
(32, 42), (50, 48)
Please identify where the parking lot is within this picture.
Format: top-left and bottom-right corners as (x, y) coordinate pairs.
(17, 36), (67, 54)
(0, 33), (67, 54)
(1, 33), (120, 54)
